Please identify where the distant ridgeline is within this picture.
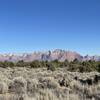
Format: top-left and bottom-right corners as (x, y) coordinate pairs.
(0, 49), (100, 62)
(0, 49), (100, 73)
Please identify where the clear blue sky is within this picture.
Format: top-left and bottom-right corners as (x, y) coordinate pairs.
(0, 0), (100, 55)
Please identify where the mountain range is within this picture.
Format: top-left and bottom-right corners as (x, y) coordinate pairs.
(0, 49), (100, 62)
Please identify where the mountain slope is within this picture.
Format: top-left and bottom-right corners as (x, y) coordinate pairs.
(0, 49), (99, 62)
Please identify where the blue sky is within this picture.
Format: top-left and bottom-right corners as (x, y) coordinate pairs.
(0, 0), (100, 55)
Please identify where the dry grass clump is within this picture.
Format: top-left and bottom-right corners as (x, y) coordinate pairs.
(8, 77), (27, 94)
(0, 82), (8, 94)
(38, 77), (59, 89)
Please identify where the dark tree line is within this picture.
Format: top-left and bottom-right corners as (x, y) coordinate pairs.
(0, 59), (100, 72)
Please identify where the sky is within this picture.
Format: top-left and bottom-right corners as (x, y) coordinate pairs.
(0, 0), (100, 55)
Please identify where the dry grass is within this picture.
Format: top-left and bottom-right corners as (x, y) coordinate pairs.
(0, 67), (99, 100)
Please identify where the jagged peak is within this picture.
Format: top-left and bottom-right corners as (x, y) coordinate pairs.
(0, 49), (99, 62)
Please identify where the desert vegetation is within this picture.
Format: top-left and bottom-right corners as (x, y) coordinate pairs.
(0, 60), (100, 100)
(0, 59), (100, 72)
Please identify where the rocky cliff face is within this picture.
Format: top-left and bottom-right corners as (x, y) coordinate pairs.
(0, 49), (99, 62)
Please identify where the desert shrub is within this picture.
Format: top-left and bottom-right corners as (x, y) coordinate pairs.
(67, 60), (99, 72)
(0, 82), (8, 94)
(0, 62), (5, 68)
(9, 77), (27, 94)
(30, 60), (42, 68)
(72, 59), (80, 64)
(50, 66), (56, 71)
(78, 65), (85, 73)
(5, 61), (15, 68)
(38, 77), (59, 89)
(68, 64), (79, 72)
(59, 78), (68, 87)
(51, 60), (63, 68)
(81, 61), (97, 72)
(63, 59), (69, 67)
(46, 60), (63, 71)
(0, 61), (15, 68)
(16, 60), (29, 67)
(27, 78), (38, 94)
(97, 62), (100, 72)
(67, 59), (80, 72)
(47, 64), (56, 71)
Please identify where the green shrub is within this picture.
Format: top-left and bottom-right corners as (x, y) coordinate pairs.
(30, 60), (41, 68)
(0, 61), (15, 68)
(16, 60), (29, 67)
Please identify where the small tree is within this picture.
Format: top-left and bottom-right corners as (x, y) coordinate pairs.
(63, 59), (69, 67)
(97, 63), (100, 72)
(16, 60), (29, 67)
(30, 60), (41, 68)
(0, 61), (15, 68)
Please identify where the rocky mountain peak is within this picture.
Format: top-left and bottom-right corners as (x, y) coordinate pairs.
(0, 49), (99, 62)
